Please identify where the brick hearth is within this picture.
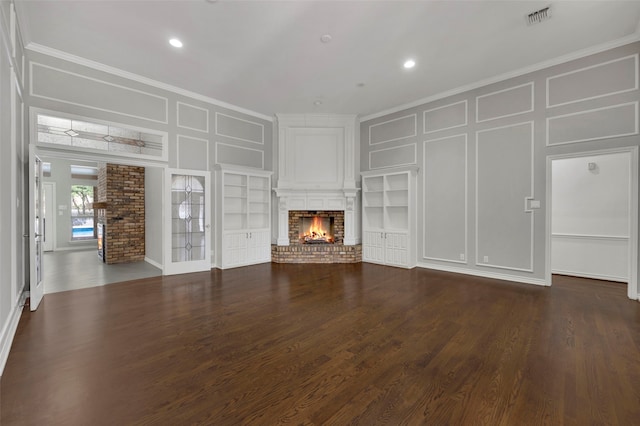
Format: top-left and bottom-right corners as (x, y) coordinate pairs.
(272, 210), (362, 264)
(272, 244), (362, 263)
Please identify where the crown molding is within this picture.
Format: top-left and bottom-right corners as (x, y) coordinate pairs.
(25, 42), (274, 123)
(360, 33), (640, 123)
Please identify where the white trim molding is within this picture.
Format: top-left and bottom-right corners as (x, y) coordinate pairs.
(26, 43), (273, 122)
(0, 292), (27, 376)
(417, 262), (547, 287)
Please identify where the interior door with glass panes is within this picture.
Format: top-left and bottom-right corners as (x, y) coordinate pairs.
(164, 169), (211, 275)
(29, 147), (45, 310)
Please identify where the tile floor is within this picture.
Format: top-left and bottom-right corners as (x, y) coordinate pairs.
(43, 248), (162, 294)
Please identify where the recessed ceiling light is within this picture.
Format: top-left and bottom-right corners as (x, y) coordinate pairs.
(403, 59), (416, 69)
(320, 34), (332, 44)
(169, 38), (183, 48)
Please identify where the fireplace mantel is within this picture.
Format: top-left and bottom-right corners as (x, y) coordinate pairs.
(273, 114), (360, 246)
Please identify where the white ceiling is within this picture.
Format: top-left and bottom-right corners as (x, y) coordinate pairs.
(16, 1), (640, 119)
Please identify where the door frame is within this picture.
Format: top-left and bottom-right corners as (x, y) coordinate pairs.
(545, 146), (639, 300)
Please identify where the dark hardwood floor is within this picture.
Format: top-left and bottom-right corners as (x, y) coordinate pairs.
(2, 264), (639, 425)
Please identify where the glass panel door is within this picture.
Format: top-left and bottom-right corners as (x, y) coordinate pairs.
(164, 169), (211, 275)
(29, 147), (45, 310)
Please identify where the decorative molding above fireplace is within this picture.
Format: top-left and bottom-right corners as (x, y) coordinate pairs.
(273, 114), (360, 246)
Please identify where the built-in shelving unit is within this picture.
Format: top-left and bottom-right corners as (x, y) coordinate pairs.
(215, 165), (272, 269)
(361, 166), (418, 268)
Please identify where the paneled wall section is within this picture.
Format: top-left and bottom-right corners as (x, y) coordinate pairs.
(360, 42), (640, 285)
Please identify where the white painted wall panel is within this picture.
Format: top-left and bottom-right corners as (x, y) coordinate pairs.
(369, 144), (416, 170)
(216, 113), (264, 144)
(547, 102), (638, 145)
(476, 83), (533, 122)
(547, 55), (638, 107)
(424, 135), (466, 263)
(424, 101), (467, 134)
(476, 122), (533, 271)
(216, 143), (263, 169)
(177, 102), (209, 133)
(177, 135), (208, 171)
(369, 114), (416, 145)
(291, 129), (342, 185)
(552, 235), (628, 282)
(30, 63), (168, 123)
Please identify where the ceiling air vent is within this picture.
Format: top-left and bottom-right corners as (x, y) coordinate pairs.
(527, 6), (551, 25)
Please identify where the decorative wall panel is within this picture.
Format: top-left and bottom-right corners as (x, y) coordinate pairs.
(547, 55), (638, 107)
(177, 135), (209, 170)
(476, 83), (534, 123)
(369, 114), (417, 145)
(423, 134), (467, 263)
(30, 63), (168, 123)
(476, 122), (533, 271)
(369, 144), (416, 170)
(547, 102), (638, 146)
(216, 142), (263, 169)
(424, 100), (467, 134)
(216, 113), (264, 144)
(177, 102), (209, 133)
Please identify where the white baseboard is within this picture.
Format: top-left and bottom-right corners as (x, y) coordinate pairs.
(0, 291), (27, 377)
(417, 261), (548, 287)
(144, 257), (163, 270)
(552, 269), (627, 283)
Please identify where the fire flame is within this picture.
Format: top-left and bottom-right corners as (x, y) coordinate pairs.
(302, 216), (334, 243)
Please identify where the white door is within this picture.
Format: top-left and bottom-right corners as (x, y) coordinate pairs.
(43, 182), (55, 252)
(164, 169), (211, 275)
(29, 147), (45, 310)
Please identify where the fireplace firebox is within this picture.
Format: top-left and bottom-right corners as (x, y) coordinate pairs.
(288, 210), (344, 245)
(300, 216), (334, 244)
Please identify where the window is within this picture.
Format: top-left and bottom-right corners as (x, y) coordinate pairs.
(36, 113), (166, 160)
(70, 185), (96, 240)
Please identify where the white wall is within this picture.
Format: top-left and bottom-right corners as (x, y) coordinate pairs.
(552, 153), (630, 282)
(0, 1), (28, 376)
(144, 167), (163, 267)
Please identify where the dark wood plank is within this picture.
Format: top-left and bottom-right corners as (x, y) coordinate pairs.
(1, 266), (639, 425)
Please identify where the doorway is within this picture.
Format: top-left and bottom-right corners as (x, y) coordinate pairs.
(546, 147), (639, 300)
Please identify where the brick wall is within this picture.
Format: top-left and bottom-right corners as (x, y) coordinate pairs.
(97, 163), (145, 264)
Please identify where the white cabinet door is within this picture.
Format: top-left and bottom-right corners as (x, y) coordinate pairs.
(385, 232), (409, 267)
(363, 231), (385, 263)
(222, 231), (248, 269)
(255, 230), (271, 263)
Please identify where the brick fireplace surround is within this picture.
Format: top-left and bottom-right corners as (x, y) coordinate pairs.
(271, 210), (362, 263)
